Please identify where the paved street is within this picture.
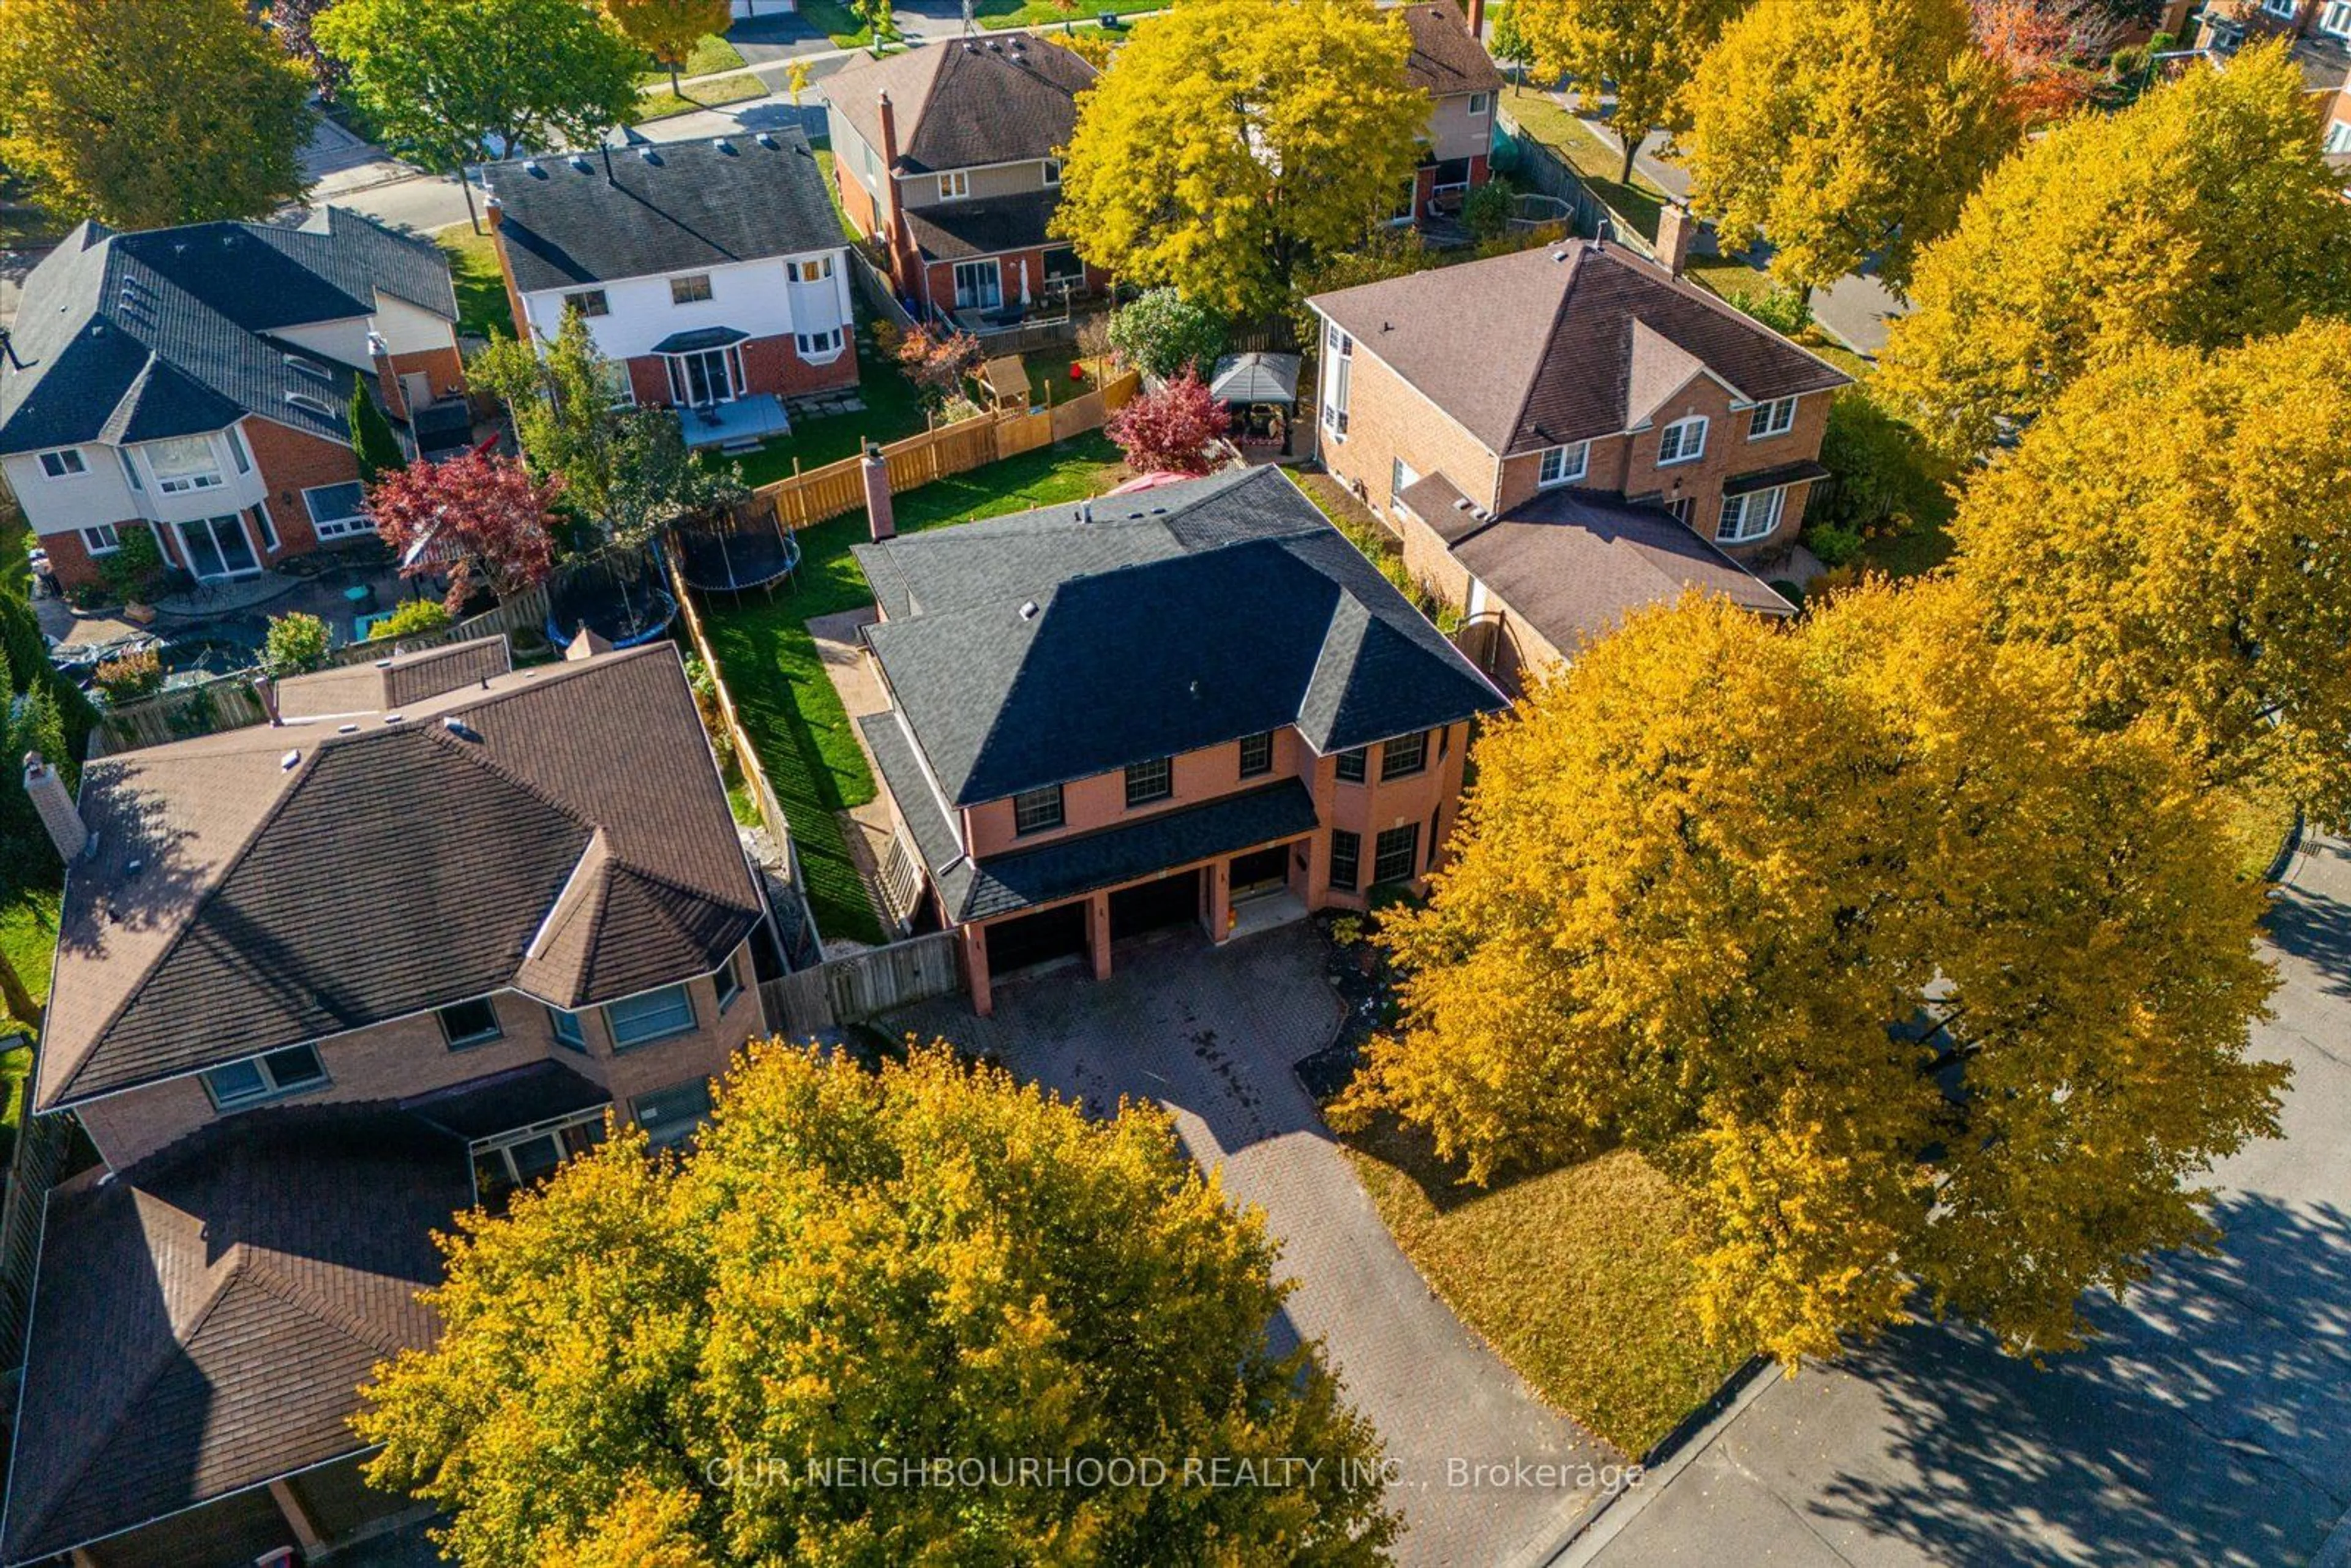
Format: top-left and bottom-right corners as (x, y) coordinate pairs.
(1583, 834), (2351, 1568)
(890, 924), (1611, 1568)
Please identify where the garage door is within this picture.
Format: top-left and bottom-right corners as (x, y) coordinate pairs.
(1109, 870), (1202, 940)
(984, 902), (1089, 975)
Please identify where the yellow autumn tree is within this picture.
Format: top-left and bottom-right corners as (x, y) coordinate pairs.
(358, 1044), (1398, 1567)
(1683, 0), (2018, 297)
(1340, 585), (2285, 1367)
(1512, 0), (1749, 186)
(1053, 0), (1428, 318)
(602, 0), (732, 92)
(1876, 40), (2351, 460)
(1951, 319), (2351, 821)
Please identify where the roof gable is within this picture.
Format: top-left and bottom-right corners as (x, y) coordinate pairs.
(1401, 2), (1505, 96)
(828, 33), (1095, 174)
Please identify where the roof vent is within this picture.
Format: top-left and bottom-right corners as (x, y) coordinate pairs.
(280, 749), (301, 770)
(569, 153), (593, 173)
(523, 158), (545, 177)
(1550, 249), (1568, 263)
(337, 722), (359, 733)
(285, 354), (336, 383)
(384, 713), (404, 724)
(124, 857), (143, 879)
(755, 130), (779, 149)
(1452, 497), (1470, 510)
(1074, 500), (1093, 524)
(639, 146), (664, 165)
(713, 137), (736, 154)
(443, 716), (484, 743)
(373, 657), (394, 669)
(284, 391), (336, 416)
(1019, 600), (1040, 620)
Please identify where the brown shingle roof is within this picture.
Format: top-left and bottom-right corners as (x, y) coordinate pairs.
(1440, 489), (1794, 654)
(273, 636), (514, 721)
(0, 1108), (473, 1564)
(827, 34), (1095, 176)
(39, 642), (763, 1109)
(1401, 2), (1504, 96)
(1310, 241), (1852, 455)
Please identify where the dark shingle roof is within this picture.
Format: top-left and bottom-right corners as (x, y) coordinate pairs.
(1401, 2), (1505, 96)
(0, 211), (456, 456)
(1310, 241), (1851, 455)
(38, 642), (763, 1109)
(484, 132), (843, 294)
(853, 467), (1502, 809)
(1441, 489), (1794, 655)
(0, 1108), (474, 1564)
(827, 34), (1095, 176)
(903, 190), (1062, 262)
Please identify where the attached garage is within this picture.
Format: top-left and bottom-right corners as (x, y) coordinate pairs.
(983, 901), (1089, 975)
(1109, 869), (1202, 941)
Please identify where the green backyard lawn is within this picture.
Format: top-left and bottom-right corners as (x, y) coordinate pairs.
(0, 882), (58, 1021)
(436, 228), (516, 341)
(716, 326), (933, 488)
(701, 435), (1128, 945)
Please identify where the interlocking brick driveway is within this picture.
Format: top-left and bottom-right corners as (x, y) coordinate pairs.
(888, 923), (1611, 1567)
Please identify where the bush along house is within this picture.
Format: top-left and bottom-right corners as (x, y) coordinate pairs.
(1307, 237), (1852, 691)
(0, 210), (464, 591)
(482, 129), (858, 453)
(0, 634), (778, 1568)
(823, 32), (1107, 329)
(850, 464), (1505, 1016)
(1400, 0), (1505, 225)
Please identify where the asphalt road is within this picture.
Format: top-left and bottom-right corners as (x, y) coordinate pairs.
(1580, 833), (2351, 1568)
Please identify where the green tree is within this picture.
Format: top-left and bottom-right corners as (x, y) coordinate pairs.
(263, 611), (333, 675)
(0, 0), (310, 227)
(1876, 39), (2351, 460)
(1337, 583), (2285, 1367)
(1515, 0), (1748, 186)
(1054, 0), (1429, 318)
(1951, 320), (2351, 821)
(1487, 1), (1535, 81)
(350, 373), (407, 484)
(1107, 287), (1228, 378)
(315, 0), (640, 205)
(602, 0), (733, 92)
(1684, 0), (2017, 298)
(358, 1044), (1400, 1566)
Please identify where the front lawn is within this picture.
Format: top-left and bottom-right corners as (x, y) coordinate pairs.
(715, 324), (932, 488)
(436, 228), (516, 341)
(634, 34), (745, 86)
(1343, 1116), (1747, 1457)
(701, 435), (1127, 945)
(635, 70), (767, 124)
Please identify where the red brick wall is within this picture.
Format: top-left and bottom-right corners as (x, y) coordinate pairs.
(242, 415), (360, 566)
(740, 332), (861, 398)
(380, 345), (467, 420)
(626, 356), (673, 406)
(916, 250), (1101, 318)
(36, 523), (118, 589)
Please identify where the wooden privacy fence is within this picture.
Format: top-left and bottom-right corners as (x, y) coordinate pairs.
(739, 370), (1142, 535)
(0, 1056), (78, 1387)
(759, 928), (961, 1038)
(1492, 108), (1657, 261)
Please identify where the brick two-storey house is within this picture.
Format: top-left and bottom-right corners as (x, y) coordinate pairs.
(1400, 1), (1505, 221)
(1308, 239), (1851, 689)
(0, 635), (776, 1567)
(484, 131), (858, 450)
(851, 465), (1504, 1015)
(0, 211), (464, 590)
(825, 33), (1107, 324)
(2200, 0), (2351, 151)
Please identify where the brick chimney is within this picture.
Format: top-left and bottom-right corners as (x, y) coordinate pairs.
(863, 440), (895, 541)
(1465, 0), (1484, 40)
(1656, 200), (1695, 279)
(22, 752), (88, 863)
(876, 91), (915, 280)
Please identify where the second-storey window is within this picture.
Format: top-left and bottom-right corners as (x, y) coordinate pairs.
(547, 1006), (588, 1052)
(1468, 92), (1491, 116)
(2262, 0), (2296, 17)
(1125, 756), (1174, 807)
(1239, 731), (1274, 778)
(2325, 0), (2351, 34)
(1013, 783), (1065, 835)
(1656, 416), (1708, 466)
(1381, 730), (1428, 779)
(939, 170), (972, 200)
(439, 998), (504, 1049)
(786, 256), (836, 283)
(1747, 397), (1797, 439)
(670, 274), (713, 305)
(1717, 486), (1787, 545)
(565, 288), (610, 318)
(2331, 119), (2351, 154)
(1321, 325), (1352, 436)
(203, 1044), (327, 1110)
(1538, 441), (1589, 487)
(147, 435), (223, 493)
(1335, 747), (1368, 783)
(37, 448), (84, 479)
(714, 953), (743, 1014)
(1044, 158), (1063, 184)
(607, 984), (697, 1049)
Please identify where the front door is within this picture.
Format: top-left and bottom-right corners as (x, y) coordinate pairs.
(1230, 845), (1291, 900)
(669, 348), (734, 407)
(953, 259), (1002, 312)
(176, 514), (260, 580)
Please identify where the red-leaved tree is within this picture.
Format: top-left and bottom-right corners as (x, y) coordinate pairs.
(1973, 0), (2116, 124)
(366, 453), (561, 613)
(893, 323), (985, 407)
(1105, 372), (1232, 476)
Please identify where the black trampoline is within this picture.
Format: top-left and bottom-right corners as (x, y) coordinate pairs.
(677, 509), (801, 595)
(545, 549), (678, 650)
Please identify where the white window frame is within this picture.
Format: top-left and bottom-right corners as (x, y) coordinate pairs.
(119, 449), (142, 492)
(37, 448), (85, 479)
(1467, 92), (1490, 116)
(225, 424), (252, 475)
(669, 273), (714, 306)
(146, 435), (225, 495)
(795, 327), (846, 361)
(1013, 784), (1065, 836)
(786, 256), (836, 283)
(566, 288), (610, 318)
(1321, 325), (1352, 437)
(1747, 397), (1797, 440)
(302, 483), (374, 539)
(201, 1044), (328, 1110)
(80, 523), (122, 556)
(1656, 415), (1708, 467)
(547, 1005), (588, 1052)
(1043, 158), (1062, 185)
(2330, 118), (2351, 154)
(2262, 0), (2298, 18)
(1537, 441), (1589, 487)
(1390, 456), (1419, 509)
(939, 170), (972, 200)
(606, 983), (698, 1049)
(1715, 484), (1787, 545)
(250, 504), (278, 553)
(2323, 0), (2351, 34)
(470, 1109), (606, 1202)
